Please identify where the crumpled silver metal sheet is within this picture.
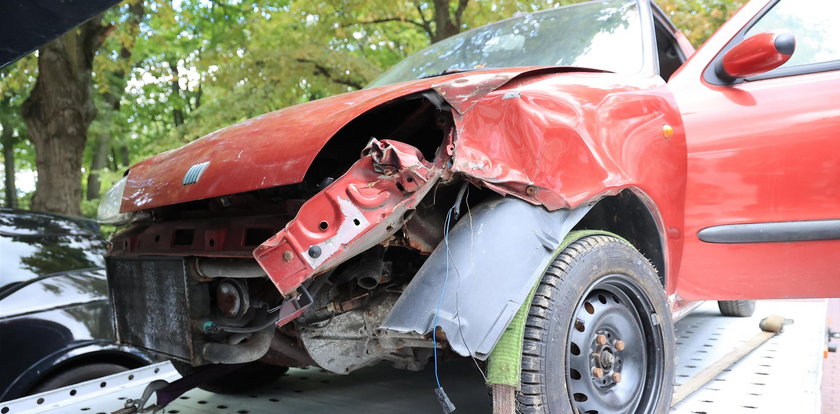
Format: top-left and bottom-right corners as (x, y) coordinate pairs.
(381, 197), (590, 359)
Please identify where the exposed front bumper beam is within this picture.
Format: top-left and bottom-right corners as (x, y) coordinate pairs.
(254, 138), (444, 296)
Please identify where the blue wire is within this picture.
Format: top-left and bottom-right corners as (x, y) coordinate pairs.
(432, 206), (456, 389)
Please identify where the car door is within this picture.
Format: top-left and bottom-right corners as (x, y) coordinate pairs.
(668, 0), (840, 300)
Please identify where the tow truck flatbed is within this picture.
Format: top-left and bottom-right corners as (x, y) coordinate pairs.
(1, 300), (826, 414)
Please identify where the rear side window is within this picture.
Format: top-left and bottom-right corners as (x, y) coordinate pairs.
(746, 0), (840, 70)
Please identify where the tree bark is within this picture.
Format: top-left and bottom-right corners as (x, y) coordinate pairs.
(167, 59), (185, 126)
(22, 17), (111, 215)
(1, 125), (16, 209)
(431, 0), (469, 42)
(86, 109), (111, 200)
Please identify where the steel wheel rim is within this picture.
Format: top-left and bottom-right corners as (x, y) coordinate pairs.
(565, 274), (665, 414)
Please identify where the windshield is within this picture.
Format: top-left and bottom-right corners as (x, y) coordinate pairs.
(369, 0), (643, 87)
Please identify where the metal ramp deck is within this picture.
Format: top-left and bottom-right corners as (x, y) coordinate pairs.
(1, 300), (827, 414)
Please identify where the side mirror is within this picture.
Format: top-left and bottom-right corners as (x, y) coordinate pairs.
(716, 31), (795, 82)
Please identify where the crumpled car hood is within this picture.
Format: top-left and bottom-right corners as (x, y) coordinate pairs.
(121, 66), (585, 212)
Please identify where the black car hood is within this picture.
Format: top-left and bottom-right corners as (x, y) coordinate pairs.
(0, 0), (120, 68)
(0, 269), (107, 318)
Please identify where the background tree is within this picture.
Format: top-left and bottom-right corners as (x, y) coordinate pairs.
(21, 17), (113, 215)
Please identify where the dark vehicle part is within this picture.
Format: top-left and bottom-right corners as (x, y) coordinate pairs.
(514, 234), (674, 414)
(0, 0), (121, 68)
(201, 326), (275, 365)
(718, 300), (756, 317)
(354, 245), (387, 290)
(31, 363), (128, 393)
(171, 361), (288, 394)
(0, 209), (153, 402)
(107, 257), (282, 365)
(300, 291), (432, 374)
(381, 197), (591, 359)
(108, 257), (207, 362)
(194, 258), (267, 279)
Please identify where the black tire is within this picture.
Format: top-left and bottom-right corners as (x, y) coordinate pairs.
(172, 361), (288, 394)
(717, 300), (756, 317)
(32, 363), (128, 393)
(515, 234), (675, 414)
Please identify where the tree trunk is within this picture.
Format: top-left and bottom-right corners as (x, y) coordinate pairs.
(119, 144), (130, 167)
(22, 17), (110, 215)
(1, 126), (16, 209)
(431, 0), (469, 42)
(86, 109), (111, 200)
(167, 59), (185, 126)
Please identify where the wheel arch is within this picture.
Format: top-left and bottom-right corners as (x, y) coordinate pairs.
(573, 188), (669, 290)
(4, 343), (153, 400)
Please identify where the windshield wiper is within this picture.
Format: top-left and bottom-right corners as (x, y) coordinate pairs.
(419, 68), (477, 80)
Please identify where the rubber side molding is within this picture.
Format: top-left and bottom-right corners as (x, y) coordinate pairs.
(698, 219), (840, 243)
(380, 197), (591, 359)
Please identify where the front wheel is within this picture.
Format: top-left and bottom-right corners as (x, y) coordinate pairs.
(516, 234), (675, 414)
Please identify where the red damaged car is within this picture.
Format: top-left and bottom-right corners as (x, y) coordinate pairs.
(98, 0), (839, 412)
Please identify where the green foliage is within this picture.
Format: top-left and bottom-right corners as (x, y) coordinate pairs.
(659, 0), (746, 46)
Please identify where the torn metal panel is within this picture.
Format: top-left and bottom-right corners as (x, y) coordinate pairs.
(432, 72), (519, 114)
(254, 139), (444, 297)
(380, 197), (591, 359)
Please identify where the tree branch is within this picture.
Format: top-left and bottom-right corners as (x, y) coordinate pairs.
(414, 1), (435, 39)
(455, 0), (469, 28)
(296, 58), (365, 90)
(340, 17), (428, 31)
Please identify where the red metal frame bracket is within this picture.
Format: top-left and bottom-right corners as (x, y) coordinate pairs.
(254, 139), (444, 296)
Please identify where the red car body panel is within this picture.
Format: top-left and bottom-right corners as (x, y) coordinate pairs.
(671, 0), (840, 300)
(121, 67), (573, 213)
